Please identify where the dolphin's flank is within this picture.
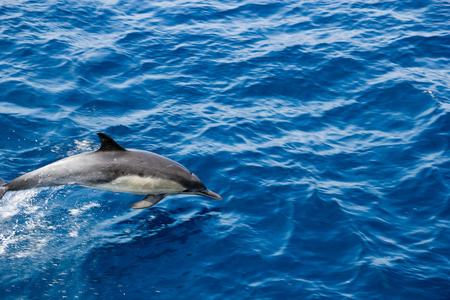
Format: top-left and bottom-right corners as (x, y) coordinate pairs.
(0, 133), (222, 208)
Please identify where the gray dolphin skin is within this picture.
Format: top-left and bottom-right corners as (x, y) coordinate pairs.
(0, 133), (222, 209)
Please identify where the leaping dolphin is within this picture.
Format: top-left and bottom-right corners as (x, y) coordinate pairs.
(0, 133), (222, 209)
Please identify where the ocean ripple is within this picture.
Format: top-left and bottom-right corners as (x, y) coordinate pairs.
(1, 0), (450, 299)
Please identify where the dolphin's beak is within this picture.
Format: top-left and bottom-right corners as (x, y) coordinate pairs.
(194, 189), (222, 200)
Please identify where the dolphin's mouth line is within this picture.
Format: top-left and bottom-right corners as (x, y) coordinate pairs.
(187, 189), (222, 200)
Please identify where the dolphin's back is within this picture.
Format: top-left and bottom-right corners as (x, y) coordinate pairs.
(4, 152), (111, 191)
(3, 149), (197, 193)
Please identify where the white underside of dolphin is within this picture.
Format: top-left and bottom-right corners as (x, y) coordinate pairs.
(0, 133), (222, 209)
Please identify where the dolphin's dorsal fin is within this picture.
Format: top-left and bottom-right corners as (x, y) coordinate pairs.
(97, 133), (126, 152)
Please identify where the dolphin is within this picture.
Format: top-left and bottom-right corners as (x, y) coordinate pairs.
(0, 133), (222, 208)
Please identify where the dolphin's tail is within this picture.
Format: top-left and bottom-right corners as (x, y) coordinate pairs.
(0, 178), (7, 199)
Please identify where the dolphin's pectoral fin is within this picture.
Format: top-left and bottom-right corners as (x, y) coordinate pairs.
(130, 194), (165, 209)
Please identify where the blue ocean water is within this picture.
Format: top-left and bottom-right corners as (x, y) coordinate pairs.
(1, 0), (449, 299)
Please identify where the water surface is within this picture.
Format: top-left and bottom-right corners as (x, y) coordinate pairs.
(1, 0), (449, 299)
